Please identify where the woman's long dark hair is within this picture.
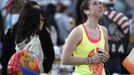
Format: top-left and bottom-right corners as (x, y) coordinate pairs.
(15, 8), (45, 44)
(10, 1), (39, 39)
(80, 0), (90, 23)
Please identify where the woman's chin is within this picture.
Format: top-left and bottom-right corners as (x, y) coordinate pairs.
(95, 14), (103, 18)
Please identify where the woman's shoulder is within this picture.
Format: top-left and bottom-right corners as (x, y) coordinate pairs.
(99, 25), (108, 38)
(67, 25), (82, 42)
(99, 25), (108, 32)
(70, 25), (82, 35)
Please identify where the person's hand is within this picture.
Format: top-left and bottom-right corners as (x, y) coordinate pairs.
(99, 52), (110, 63)
(85, 53), (102, 64)
(86, 52), (110, 64)
(98, 48), (110, 63)
(90, 53), (103, 64)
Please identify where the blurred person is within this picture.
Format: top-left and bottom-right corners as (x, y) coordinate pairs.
(15, 8), (54, 74)
(44, 4), (61, 75)
(45, 3), (58, 46)
(1, 1), (55, 75)
(55, 2), (73, 75)
(129, 14), (134, 44)
(61, 0), (109, 75)
(114, 0), (126, 13)
(99, 0), (130, 74)
(125, 0), (134, 18)
(55, 2), (71, 45)
(122, 47), (134, 74)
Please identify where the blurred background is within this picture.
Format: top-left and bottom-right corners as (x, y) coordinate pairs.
(0, 0), (134, 75)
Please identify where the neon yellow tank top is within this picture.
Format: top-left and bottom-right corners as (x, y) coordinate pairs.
(73, 25), (106, 75)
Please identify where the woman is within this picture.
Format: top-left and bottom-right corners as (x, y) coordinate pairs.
(15, 8), (54, 74)
(1, 1), (40, 75)
(61, 0), (109, 75)
(1, 1), (54, 74)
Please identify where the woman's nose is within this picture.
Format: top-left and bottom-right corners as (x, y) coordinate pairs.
(99, 3), (104, 9)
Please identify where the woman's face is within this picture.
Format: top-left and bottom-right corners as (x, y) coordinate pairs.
(87, 0), (105, 17)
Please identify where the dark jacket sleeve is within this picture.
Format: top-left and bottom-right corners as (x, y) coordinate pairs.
(39, 29), (55, 73)
(1, 28), (16, 75)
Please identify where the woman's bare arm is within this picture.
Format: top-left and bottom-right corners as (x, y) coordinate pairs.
(101, 26), (110, 62)
(61, 26), (88, 65)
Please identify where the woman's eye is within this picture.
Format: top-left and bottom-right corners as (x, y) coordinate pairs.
(93, 2), (97, 5)
(99, 2), (102, 5)
(92, 1), (103, 6)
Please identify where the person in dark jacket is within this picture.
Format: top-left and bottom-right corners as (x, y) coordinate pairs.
(1, 1), (55, 75)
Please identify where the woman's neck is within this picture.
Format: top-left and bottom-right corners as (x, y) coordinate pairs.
(84, 16), (100, 29)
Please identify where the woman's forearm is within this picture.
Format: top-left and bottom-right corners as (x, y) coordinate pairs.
(61, 56), (89, 65)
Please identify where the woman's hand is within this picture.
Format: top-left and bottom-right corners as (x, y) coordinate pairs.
(86, 53), (102, 64)
(86, 52), (110, 64)
(100, 52), (110, 63)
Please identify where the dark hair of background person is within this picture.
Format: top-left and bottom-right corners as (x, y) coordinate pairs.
(56, 2), (67, 13)
(13, 1), (40, 42)
(15, 8), (46, 44)
(45, 4), (56, 17)
(45, 3), (61, 45)
(10, 1), (39, 36)
(45, 3), (57, 31)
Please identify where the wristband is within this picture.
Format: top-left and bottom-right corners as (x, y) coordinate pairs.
(85, 57), (92, 64)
